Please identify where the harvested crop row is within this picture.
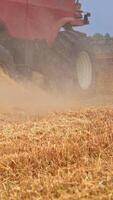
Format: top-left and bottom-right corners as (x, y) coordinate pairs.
(0, 108), (113, 200)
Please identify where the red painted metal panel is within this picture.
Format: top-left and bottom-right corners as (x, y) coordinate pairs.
(0, 0), (86, 44)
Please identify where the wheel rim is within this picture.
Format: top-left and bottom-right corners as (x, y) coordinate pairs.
(76, 51), (93, 90)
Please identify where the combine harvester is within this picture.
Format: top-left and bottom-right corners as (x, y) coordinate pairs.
(0, 0), (112, 95)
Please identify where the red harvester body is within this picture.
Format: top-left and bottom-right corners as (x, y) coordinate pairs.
(0, 0), (88, 44)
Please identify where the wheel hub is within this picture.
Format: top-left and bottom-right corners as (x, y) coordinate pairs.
(76, 51), (93, 90)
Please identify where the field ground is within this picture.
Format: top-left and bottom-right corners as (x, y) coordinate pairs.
(0, 105), (113, 200)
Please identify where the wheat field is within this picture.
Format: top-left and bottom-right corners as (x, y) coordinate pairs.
(0, 108), (113, 200)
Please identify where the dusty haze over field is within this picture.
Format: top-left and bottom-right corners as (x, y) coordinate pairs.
(0, 73), (77, 114)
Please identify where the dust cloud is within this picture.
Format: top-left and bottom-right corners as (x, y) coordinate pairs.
(0, 71), (76, 115)
(0, 62), (113, 115)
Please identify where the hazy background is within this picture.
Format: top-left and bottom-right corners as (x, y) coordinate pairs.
(77, 0), (113, 36)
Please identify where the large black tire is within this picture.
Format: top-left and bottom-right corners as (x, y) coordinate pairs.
(52, 31), (96, 96)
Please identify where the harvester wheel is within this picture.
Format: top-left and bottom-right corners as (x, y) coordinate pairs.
(53, 31), (96, 96)
(73, 49), (96, 95)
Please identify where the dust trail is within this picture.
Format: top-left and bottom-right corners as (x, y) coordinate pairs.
(0, 62), (113, 114)
(0, 71), (76, 114)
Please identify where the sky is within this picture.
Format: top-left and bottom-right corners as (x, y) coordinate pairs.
(77, 0), (113, 36)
